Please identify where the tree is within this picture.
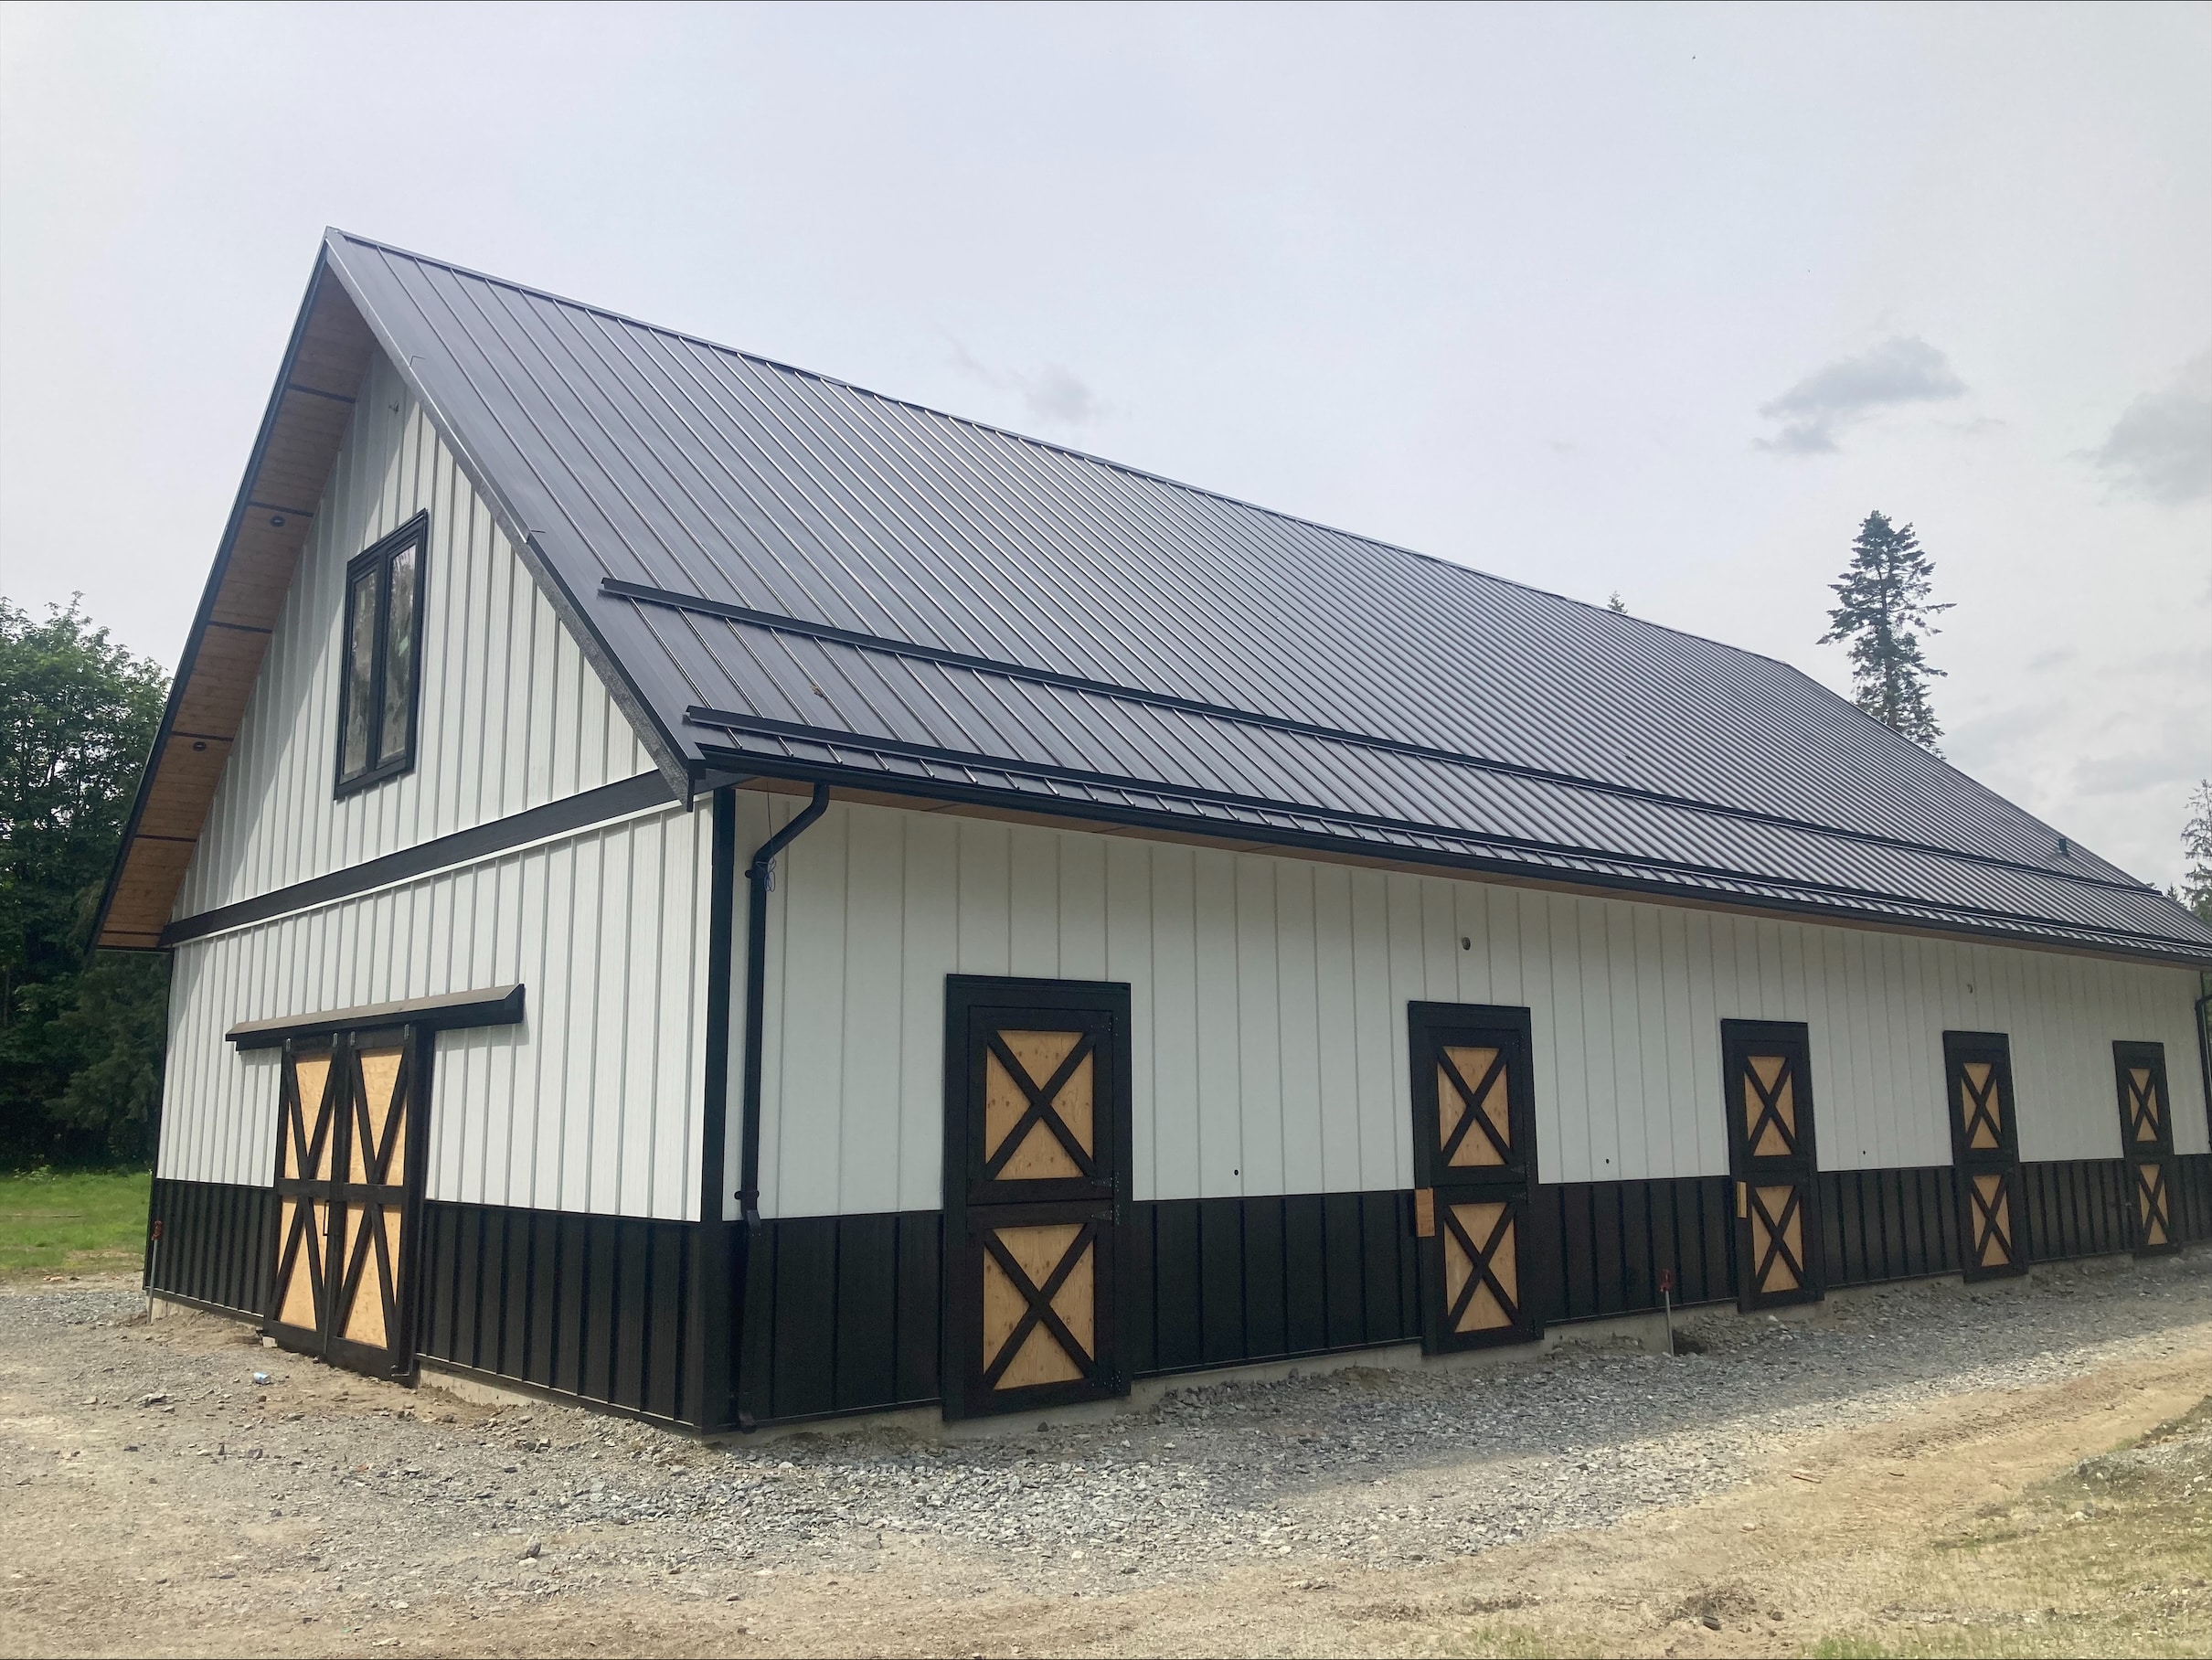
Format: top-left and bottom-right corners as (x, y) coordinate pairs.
(1606, 591), (1627, 614)
(2182, 779), (2212, 927)
(1, 597), (170, 1166)
(1819, 511), (1951, 750)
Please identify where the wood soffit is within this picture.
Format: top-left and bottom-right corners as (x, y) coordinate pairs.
(97, 271), (378, 949)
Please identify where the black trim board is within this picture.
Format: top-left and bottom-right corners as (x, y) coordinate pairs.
(165, 771), (674, 946)
(229, 984), (525, 1049)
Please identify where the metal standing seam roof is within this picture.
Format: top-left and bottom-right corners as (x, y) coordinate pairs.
(116, 229), (2212, 963)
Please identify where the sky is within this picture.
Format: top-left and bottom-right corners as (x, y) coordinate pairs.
(2, 2), (2207, 887)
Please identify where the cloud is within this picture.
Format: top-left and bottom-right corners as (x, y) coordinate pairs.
(2089, 348), (2212, 506)
(950, 345), (1108, 431)
(1757, 335), (1968, 454)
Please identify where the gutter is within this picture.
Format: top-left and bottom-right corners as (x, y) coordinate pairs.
(729, 782), (830, 1430)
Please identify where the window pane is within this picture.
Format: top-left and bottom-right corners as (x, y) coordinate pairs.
(378, 545), (418, 763)
(342, 567), (379, 778)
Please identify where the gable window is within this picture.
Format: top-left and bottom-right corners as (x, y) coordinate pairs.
(335, 514), (428, 794)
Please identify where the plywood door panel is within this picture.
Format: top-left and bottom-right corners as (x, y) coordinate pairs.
(2114, 1042), (2178, 1256)
(946, 976), (1131, 1420)
(1945, 1031), (2026, 1280)
(1409, 1002), (1540, 1353)
(1723, 1019), (1822, 1311)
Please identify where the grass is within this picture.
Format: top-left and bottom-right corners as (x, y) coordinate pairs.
(1805, 1395), (2212, 1659)
(0, 1167), (150, 1279)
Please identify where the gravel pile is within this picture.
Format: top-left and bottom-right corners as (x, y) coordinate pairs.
(5, 1250), (2207, 1601)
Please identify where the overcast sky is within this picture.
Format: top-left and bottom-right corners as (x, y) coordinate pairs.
(3, 3), (2207, 886)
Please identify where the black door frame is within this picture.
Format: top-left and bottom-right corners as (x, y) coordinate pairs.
(941, 975), (1133, 1420)
(2113, 1040), (2178, 1257)
(1721, 1018), (1824, 1311)
(1943, 1030), (2027, 1281)
(266, 1024), (432, 1379)
(1407, 1001), (1542, 1353)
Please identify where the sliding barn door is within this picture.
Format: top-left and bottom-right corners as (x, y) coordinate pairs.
(1723, 1019), (1824, 1311)
(1945, 1031), (2026, 1279)
(1408, 1003), (1540, 1352)
(2114, 1042), (2177, 1257)
(267, 1027), (429, 1378)
(271, 1042), (340, 1350)
(943, 978), (1131, 1420)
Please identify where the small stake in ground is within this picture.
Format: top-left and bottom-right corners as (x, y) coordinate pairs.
(1660, 1265), (1675, 1355)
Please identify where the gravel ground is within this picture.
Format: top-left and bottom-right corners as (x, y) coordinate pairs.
(6, 1248), (2208, 1622)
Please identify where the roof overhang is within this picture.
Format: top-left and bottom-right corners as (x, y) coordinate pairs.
(94, 257), (380, 949)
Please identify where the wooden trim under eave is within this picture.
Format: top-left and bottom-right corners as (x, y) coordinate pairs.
(93, 258), (380, 951)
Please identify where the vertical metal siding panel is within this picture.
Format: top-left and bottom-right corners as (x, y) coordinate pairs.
(1452, 883), (1492, 1004)
(1310, 862), (1363, 1195)
(1655, 908), (1696, 1181)
(1275, 861), (1325, 1196)
(1383, 875), (1427, 1186)
(1578, 899), (1622, 1181)
(1192, 848), (1242, 1197)
(955, 818), (1012, 976)
(772, 803), (850, 1218)
(1546, 895), (1593, 1185)
(1346, 868), (1398, 1191)
(898, 812), (959, 1214)
(1102, 835), (1157, 1202)
(1057, 830), (1107, 984)
(1519, 889), (1564, 1178)
(1234, 856), (1285, 1197)
(1148, 845), (1201, 1202)
(839, 805), (906, 1215)
(1007, 825), (1059, 979)
(1624, 904), (1667, 1180)
(1683, 909), (1725, 1176)
(1600, 902), (1643, 1181)
(615, 818), (662, 1218)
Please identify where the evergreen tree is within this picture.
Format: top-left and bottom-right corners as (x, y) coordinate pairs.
(1, 596), (169, 1165)
(1820, 511), (1951, 750)
(2181, 779), (2212, 927)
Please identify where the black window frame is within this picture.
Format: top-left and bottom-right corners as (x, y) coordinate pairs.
(334, 513), (430, 798)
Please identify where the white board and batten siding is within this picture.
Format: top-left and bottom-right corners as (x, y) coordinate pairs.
(735, 793), (2211, 1222)
(159, 799), (714, 1221)
(174, 350), (657, 921)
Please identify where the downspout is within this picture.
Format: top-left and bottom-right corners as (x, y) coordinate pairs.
(730, 782), (830, 1428)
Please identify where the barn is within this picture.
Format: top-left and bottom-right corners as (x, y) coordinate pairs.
(103, 229), (2212, 1431)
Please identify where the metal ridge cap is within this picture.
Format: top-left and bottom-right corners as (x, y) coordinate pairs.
(625, 583), (2159, 902)
(683, 708), (2212, 953)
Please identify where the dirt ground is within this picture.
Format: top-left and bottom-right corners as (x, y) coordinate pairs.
(4, 1270), (2209, 1659)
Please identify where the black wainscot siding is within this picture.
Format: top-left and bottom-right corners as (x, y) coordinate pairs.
(146, 1177), (278, 1315)
(415, 1200), (698, 1425)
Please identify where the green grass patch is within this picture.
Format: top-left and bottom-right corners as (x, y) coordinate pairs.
(1807, 1394), (2212, 1659)
(0, 1167), (150, 1279)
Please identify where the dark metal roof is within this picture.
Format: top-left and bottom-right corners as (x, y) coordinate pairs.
(314, 229), (2212, 964)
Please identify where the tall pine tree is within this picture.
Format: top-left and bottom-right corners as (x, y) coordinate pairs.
(1820, 511), (1951, 750)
